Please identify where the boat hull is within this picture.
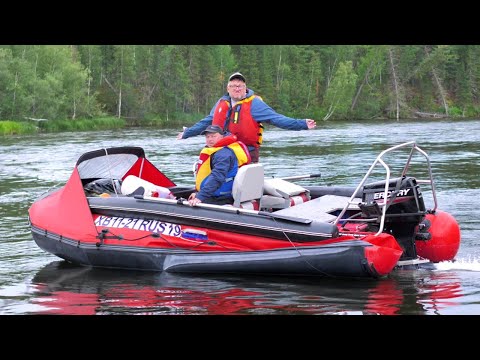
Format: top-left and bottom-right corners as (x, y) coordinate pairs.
(31, 225), (381, 278)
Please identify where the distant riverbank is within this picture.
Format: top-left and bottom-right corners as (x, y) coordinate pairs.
(0, 115), (202, 136)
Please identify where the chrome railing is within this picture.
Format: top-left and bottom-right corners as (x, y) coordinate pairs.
(333, 141), (437, 236)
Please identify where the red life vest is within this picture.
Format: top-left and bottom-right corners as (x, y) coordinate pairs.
(212, 95), (264, 148)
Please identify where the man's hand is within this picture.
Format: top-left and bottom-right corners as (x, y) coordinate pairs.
(306, 119), (316, 129)
(177, 126), (188, 140)
(188, 192), (202, 206)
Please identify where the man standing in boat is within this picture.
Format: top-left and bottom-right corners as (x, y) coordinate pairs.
(188, 125), (250, 206)
(177, 72), (317, 163)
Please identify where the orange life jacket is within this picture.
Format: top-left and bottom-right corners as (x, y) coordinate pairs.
(195, 135), (251, 194)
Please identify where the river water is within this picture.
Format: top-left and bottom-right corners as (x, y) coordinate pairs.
(1, 119), (479, 315)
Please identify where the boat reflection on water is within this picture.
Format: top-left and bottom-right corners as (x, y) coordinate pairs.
(29, 261), (462, 315)
(365, 270), (463, 315)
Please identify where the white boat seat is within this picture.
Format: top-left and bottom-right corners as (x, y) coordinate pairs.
(263, 178), (308, 197)
(259, 194), (290, 209)
(232, 163), (265, 208)
(239, 199), (260, 210)
(260, 178), (311, 210)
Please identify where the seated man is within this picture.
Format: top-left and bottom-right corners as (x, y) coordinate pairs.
(189, 125), (250, 206)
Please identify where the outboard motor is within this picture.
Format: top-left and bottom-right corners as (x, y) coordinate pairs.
(360, 176), (426, 260)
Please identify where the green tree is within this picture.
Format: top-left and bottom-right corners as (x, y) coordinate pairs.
(322, 61), (357, 120)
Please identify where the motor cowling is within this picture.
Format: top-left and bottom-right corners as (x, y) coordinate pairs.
(362, 176), (426, 223)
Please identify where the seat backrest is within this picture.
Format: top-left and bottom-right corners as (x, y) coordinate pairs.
(232, 164), (264, 207)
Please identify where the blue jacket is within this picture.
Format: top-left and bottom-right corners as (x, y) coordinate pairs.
(182, 89), (308, 139)
(196, 147), (237, 202)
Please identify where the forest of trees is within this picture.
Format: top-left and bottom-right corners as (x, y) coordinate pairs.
(1, 45), (480, 123)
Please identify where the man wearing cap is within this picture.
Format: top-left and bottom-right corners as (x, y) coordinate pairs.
(177, 72), (316, 163)
(188, 124), (250, 206)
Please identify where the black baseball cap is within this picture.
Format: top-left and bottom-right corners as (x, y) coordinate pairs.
(201, 125), (224, 135)
(228, 72), (246, 82)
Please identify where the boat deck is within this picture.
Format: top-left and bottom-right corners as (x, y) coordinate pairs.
(273, 195), (362, 222)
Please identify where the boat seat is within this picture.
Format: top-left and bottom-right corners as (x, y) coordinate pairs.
(260, 178), (311, 210)
(232, 163), (265, 208)
(238, 199), (261, 210)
